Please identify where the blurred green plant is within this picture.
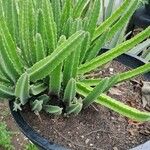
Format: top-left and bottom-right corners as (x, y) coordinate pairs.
(25, 142), (38, 150)
(0, 122), (14, 150)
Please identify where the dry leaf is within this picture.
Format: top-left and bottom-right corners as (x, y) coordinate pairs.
(141, 81), (150, 108)
(128, 120), (143, 126)
(109, 87), (123, 96)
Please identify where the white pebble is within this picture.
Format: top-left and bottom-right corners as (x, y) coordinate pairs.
(85, 139), (90, 144)
(81, 135), (84, 139)
(109, 68), (114, 74)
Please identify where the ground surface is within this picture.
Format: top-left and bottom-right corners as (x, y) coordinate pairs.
(22, 61), (150, 150)
(0, 101), (31, 150)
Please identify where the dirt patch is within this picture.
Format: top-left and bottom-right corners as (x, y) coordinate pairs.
(22, 61), (150, 150)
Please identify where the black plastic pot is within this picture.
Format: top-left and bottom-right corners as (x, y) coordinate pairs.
(145, 3), (150, 15)
(126, 3), (150, 39)
(9, 51), (150, 150)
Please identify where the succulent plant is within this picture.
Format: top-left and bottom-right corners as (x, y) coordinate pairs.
(0, 0), (150, 121)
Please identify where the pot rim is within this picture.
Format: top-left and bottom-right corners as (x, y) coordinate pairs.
(9, 51), (150, 150)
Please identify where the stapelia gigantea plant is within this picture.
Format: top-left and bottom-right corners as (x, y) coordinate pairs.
(0, 0), (150, 121)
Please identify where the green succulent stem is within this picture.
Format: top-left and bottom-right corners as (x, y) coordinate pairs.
(79, 62), (150, 87)
(77, 83), (150, 122)
(118, 62), (150, 82)
(78, 26), (150, 75)
(93, 0), (134, 41)
(28, 31), (85, 82)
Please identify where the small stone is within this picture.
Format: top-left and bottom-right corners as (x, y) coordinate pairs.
(81, 135), (84, 139)
(68, 143), (72, 147)
(90, 143), (93, 146)
(85, 139), (90, 144)
(109, 68), (114, 74)
(24, 137), (28, 141)
(111, 117), (115, 120)
(113, 147), (118, 150)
